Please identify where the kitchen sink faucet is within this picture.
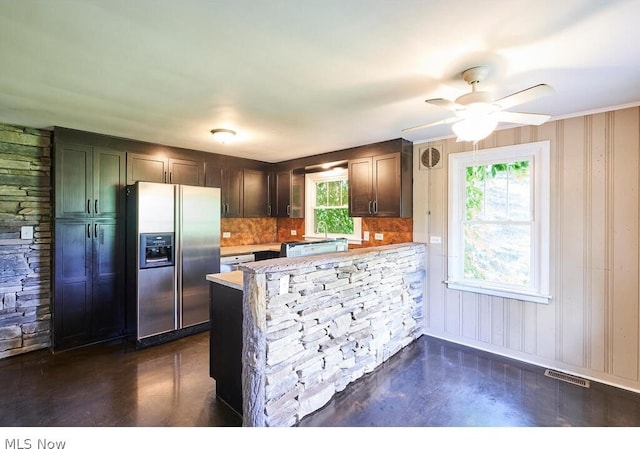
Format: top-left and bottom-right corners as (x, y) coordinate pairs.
(317, 221), (328, 239)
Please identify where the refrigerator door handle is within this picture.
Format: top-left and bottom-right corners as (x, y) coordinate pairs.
(175, 185), (182, 329)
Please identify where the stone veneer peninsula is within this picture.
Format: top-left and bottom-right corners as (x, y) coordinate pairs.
(209, 242), (426, 426)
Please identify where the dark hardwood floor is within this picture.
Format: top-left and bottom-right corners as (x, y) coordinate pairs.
(0, 331), (241, 427)
(299, 336), (640, 427)
(2, 331), (640, 428)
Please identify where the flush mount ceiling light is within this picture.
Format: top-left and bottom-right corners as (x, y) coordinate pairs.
(210, 128), (236, 144)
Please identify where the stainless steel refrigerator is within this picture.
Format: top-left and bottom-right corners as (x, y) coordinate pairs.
(126, 181), (220, 345)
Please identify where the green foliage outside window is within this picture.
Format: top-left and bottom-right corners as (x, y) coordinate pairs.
(465, 161), (529, 220)
(314, 209), (354, 234)
(464, 160), (531, 284)
(314, 179), (353, 235)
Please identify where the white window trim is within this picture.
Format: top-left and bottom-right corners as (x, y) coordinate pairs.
(304, 170), (362, 244)
(447, 141), (551, 304)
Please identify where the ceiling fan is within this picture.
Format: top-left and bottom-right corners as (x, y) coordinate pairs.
(402, 66), (554, 143)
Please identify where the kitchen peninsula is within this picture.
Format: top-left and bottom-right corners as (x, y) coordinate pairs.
(207, 242), (426, 426)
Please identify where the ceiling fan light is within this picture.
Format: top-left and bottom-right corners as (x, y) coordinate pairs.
(210, 128), (236, 144)
(455, 102), (499, 119)
(452, 116), (498, 143)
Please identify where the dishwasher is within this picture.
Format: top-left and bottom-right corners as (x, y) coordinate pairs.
(219, 253), (256, 273)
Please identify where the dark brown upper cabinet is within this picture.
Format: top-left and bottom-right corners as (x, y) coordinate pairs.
(55, 143), (126, 220)
(126, 153), (167, 184)
(126, 153), (204, 186)
(208, 162), (272, 218)
(275, 171), (290, 218)
(221, 167), (243, 217)
(243, 169), (271, 217)
(348, 152), (412, 217)
(274, 170), (304, 218)
(168, 158), (204, 186)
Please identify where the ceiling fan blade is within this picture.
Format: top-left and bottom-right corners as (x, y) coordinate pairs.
(493, 111), (551, 125)
(425, 98), (460, 110)
(493, 84), (554, 110)
(402, 116), (461, 132)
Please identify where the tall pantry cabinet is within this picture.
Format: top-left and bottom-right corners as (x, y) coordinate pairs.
(53, 142), (126, 350)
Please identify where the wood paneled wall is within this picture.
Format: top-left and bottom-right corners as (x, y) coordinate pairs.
(413, 106), (640, 392)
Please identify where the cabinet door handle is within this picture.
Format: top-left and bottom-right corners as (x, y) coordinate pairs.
(87, 223), (91, 238)
(87, 199), (91, 214)
(94, 223), (98, 238)
(287, 204), (291, 216)
(170, 172), (172, 184)
(94, 199), (98, 214)
(373, 200), (378, 214)
(267, 205), (272, 216)
(164, 171), (167, 183)
(368, 201), (372, 215)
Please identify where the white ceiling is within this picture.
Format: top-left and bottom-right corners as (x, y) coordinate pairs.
(1, 0), (639, 163)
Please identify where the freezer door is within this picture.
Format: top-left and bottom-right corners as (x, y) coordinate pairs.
(178, 185), (221, 327)
(134, 182), (177, 340)
(138, 265), (177, 338)
(137, 182), (175, 233)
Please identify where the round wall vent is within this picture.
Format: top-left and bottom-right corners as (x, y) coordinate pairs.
(420, 147), (441, 169)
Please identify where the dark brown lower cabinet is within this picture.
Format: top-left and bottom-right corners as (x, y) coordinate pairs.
(209, 281), (243, 415)
(54, 219), (125, 350)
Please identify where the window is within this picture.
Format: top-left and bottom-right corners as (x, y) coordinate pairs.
(305, 169), (361, 242)
(447, 141), (550, 303)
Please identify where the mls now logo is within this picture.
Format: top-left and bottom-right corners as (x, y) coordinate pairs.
(5, 440), (66, 449)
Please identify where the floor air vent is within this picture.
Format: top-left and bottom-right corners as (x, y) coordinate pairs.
(544, 369), (590, 388)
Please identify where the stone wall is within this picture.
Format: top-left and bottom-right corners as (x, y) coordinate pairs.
(0, 124), (52, 358)
(241, 242), (425, 426)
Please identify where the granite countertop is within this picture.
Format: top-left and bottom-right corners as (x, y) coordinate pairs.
(240, 242), (424, 274)
(209, 242), (424, 290)
(220, 243), (281, 257)
(206, 271), (244, 290)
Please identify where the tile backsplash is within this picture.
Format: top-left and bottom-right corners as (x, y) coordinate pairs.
(220, 218), (277, 246)
(221, 216), (413, 247)
(360, 217), (413, 248)
(276, 218), (305, 242)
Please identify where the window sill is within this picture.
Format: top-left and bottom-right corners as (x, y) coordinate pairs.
(445, 281), (551, 304)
